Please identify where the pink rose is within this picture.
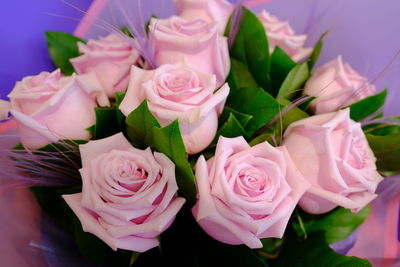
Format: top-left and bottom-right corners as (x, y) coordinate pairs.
(70, 34), (140, 98)
(304, 56), (376, 114)
(283, 109), (383, 214)
(62, 132), (186, 252)
(119, 61), (230, 154)
(192, 136), (310, 248)
(173, 0), (234, 33)
(0, 100), (11, 120)
(3, 70), (100, 149)
(148, 16), (230, 87)
(258, 10), (312, 62)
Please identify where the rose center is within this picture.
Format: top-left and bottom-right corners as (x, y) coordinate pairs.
(156, 68), (203, 102)
(115, 160), (147, 191)
(348, 136), (367, 169)
(236, 167), (268, 198)
(165, 74), (191, 91)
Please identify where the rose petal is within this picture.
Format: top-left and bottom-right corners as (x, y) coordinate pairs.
(0, 100), (11, 120)
(304, 56), (376, 113)
(107, 197), (185, 238)
(119, 66), (154, 116)
(192, 156), (263, 248)
(62, 193), (159, 252)
(79, 133), (132, 168)
(302, 186), (378, 214)
(149, 16), (230, 86)
(10, 110), (59, 148)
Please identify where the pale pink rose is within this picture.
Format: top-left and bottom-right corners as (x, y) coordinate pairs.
(4, 70), (100, 149)
(70, 33), (140, 98)
(192, 136), (310, 248)
(283, 109), (383, 214)
(173, 0), (234, 33)
(62, 132), (185, 252)
(119, 61), (230, 154)
(304, 56), (376, 114)
(258, 10), (312, 62)
(148, 16), (230, 87)
(0, 100), (11, 120)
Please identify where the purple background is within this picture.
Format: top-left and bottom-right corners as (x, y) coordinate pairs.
(0, 0), (92, 100)
(1, 0), (399, 116)
(263, 0), (400, 116)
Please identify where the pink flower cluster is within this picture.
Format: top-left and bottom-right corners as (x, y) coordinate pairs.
(0, 0), (382, 253)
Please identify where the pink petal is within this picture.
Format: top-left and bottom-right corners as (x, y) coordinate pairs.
(79, 133), (132, 168)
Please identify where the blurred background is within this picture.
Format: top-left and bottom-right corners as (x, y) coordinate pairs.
(1, 0), (399, 114)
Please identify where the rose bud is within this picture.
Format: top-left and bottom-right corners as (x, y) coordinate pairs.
(304, 56), (376, 114)
(283, 108), (383, 214)
(119, 61), (230, 154)
(173, 0), (234, 33)
(148, 16), (230, 87)
(192, 136), (310, 248)
(3, 70), (101, 149)
(62, 132), (186, 252)
(70, 33), (140, 98)
(258, 10), (312, 62)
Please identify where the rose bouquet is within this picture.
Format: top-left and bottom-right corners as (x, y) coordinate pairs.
(1, 0), (399, 266)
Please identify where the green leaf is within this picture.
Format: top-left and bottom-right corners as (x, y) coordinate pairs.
(226, 58), (283, 137)
(219, 107), (253, 129)
(308, 31), (328, 71)
(267, 105), (309, 146)
(276, 98), (310, 130)
(125, 100), (160, 148)
(227, 86), (284, 136)
(269, 232), (372, 267)
(249, 130), (278, 147)
(120, 26), (133, 37)
(93, 107), (122, 139)
(45, 31), (85, 75)
(86, 124), (95, 135)
(270, 46), (296, 97)
(92, 92), (126, 140)
(36, 139), (87, 152)
(251, 98), (309, 145)
(115, 92), (127, 128)
(229, 7), (271, 90)
(293, 206), (371, 244)
(125, 101), (196, 203)
(298, 95), (317, 113)
(366, 133), (400, 173)
(227, 58), (259, 91)
(259, 238), (284, 256)
(347, 89), (387, 121)
(151, 121), (196, 201)
(364, 122), (400, 136)
(217, 112), (248, 139)
(277, 62), (310, 100)
(115, 92), (126, 106)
